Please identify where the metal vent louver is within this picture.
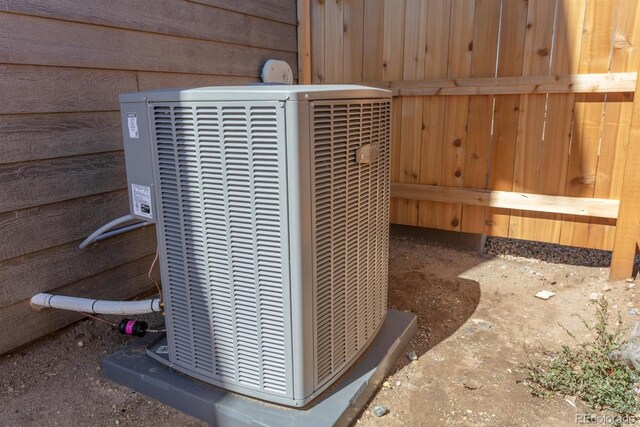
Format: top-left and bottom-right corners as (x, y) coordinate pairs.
(311, 100), (391, 387)
(153, 103), (289, 394)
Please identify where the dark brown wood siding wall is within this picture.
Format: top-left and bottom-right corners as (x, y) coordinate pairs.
(0, 0), (297, 354)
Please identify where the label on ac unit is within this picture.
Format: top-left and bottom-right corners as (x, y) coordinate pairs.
(131, 183), (152, 219)
(127, 112), (139, 139)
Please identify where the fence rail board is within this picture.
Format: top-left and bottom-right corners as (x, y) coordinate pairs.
(392, 184), (620, 219)
(365, 72), (637, 96)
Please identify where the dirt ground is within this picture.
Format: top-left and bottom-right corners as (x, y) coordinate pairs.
(1, 227), (638, 426)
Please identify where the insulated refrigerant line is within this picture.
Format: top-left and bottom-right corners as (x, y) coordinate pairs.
(30, 293), (161, 315)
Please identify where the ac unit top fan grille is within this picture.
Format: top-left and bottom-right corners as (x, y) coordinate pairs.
(153, 103), (289, 395)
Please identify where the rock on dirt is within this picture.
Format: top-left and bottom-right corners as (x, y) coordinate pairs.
(471, 319), (493, 329)
(535, 290), (555, 300)
(372, 405), (389, 417)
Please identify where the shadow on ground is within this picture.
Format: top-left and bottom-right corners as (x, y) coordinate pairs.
(387, 225), (488, 368)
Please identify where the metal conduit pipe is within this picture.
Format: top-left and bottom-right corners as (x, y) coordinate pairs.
(79, 214), (149, 249)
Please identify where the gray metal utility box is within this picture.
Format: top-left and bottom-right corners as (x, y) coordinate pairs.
(118, 85), (392, 407)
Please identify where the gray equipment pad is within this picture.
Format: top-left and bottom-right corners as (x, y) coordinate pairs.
(102, 309), (417, 427)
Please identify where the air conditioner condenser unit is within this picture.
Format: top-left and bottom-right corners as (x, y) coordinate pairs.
(119, 85), (392, 407)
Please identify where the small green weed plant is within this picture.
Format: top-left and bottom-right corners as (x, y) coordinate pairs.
(526, 298), (639, 416)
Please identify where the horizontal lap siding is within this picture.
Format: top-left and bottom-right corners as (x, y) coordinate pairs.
(0, 0), (297, 353)
(0, 112), (123, 164)
(0, 14), (296, 76)
(0, 152), (127, 213)
(0, 65), (138, 114)
(0, 191), (131, 261)
(3, 0), (297, 51)
(189, 0), (298, 25)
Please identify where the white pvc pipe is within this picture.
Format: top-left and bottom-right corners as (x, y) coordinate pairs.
(31, 293), (161, 315)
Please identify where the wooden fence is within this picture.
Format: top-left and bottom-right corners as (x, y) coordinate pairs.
(297, 0), (640, 279)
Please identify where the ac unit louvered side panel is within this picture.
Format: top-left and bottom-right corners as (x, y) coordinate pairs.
(311, 100), (391, 388)
(152, 102), (290, 396)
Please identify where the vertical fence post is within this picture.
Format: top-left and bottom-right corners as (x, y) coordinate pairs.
(297, 0), (312, 84)
(610, 74), (640, 280)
